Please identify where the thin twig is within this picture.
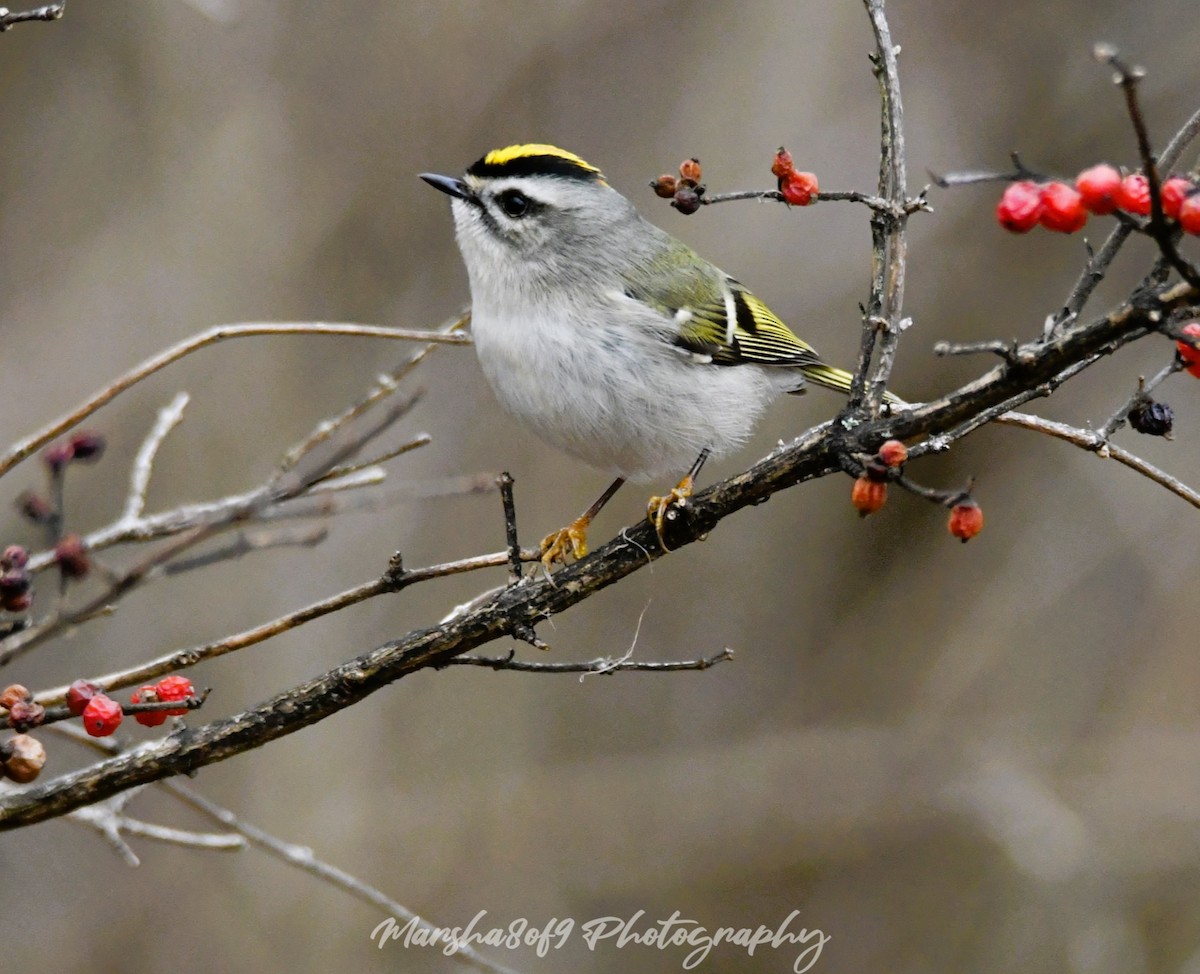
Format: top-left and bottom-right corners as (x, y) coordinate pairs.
(0, 320), (471, 481)
(859, 0), (910, 410)
(448, 648), (735, 674)
(1097, 360), (1183, 440)
(162, 783), (521, 974)
(0, 2), (64, 31)
(34, 549), (522, 704)
(994, 410), (1200, 508)
(123, 392), (190, 523)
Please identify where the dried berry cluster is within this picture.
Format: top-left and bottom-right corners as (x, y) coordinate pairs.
(849, 440), (983, 542)
(651, 157), (706, 215)
(997, 165), (1200, 234)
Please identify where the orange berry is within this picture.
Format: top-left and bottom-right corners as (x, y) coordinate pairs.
(678, 157), (702, 184)
(780, 171), (818, 206)
(948, 500), (984, 542)
(851, 476), (887, 516)
(650, 174), (677, 199)
(877, 439), (908, 468)
(771, 147), (795, 180)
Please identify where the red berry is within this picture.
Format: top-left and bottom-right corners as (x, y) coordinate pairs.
(1038, 181), (1087, 233)
(155, 675), (195, 716)
(131, 685), (168, 727)
(851, 476), (887, 516)
(771, 147), (795, 180)
(82, 694), (123, 737)
(996, 181), (1043, 233)
(877, 439), (908, 468)
(650, 174), (677, 199)
(780, 171), (818, 206)
(66, 679), (102, 716)
(1115, 173), (1151, 215)
(1160, 177), (1194, 220)
(948, 500), (984, 542)
(1075, 164), (1122, 215)
(1176, 322), (1200, 378)
(1179, 194), (1200, 236)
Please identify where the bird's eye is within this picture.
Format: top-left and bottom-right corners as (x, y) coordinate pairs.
(498, 189), (531, 218)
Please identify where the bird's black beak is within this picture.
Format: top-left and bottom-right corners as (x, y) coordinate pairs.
(420, 172), (475, 203)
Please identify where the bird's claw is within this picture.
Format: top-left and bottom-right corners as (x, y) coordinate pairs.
(539, 517), (590, 568)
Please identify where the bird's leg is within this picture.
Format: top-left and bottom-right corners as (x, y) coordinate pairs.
(540, 476), (626, 568)
(646, 448), (710, 550)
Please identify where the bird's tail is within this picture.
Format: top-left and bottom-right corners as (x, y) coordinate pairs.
(801, 363), (908, 407)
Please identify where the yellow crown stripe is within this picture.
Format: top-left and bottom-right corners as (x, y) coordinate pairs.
(482, 144), (600, 174)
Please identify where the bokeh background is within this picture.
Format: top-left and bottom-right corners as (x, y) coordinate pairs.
(2, 1), (1199, 971)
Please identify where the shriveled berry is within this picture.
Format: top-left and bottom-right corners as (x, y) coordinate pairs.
(1038, 181), (1087, 233)
(7, 699), (44, 730)
(82, 694), (123, 737)
(15, 491), (54, 524)
(1, 546), (27, 570)
(131, 684), (168, 727)
(996, 181), (1043, 233)
(1175, 322), (1200, 377)
(0, 570), (30, 597)
(42, 441), (74, 473)
(0, 684), (31, 710)
(1160, 177), (1194, 220)
(780, 171), (818, 206)
(877, 439), (908, 468)
(771, 146), (795, 180)
(678, 157), (702, 184)
(68, 431), (106, 462)
(1179, 194), (1200, 236)
(1, 734), (47, 783)
(1115, 173), (1151, 215)
(3, 591), (32, 613)
(1075, 164), (1122, 215)
(671, 186), (702, 215)
(851, 476), (887, 516)
(948, 500), (984, 542)
(1128, 398), (1174, 437)
(55, 534), (89, 579)
(650, 174), (677, 199)
(66, 679), (103, 716)
(155, 675), (195, 716)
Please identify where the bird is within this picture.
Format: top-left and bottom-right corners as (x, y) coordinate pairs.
(422, 144), (898, 566)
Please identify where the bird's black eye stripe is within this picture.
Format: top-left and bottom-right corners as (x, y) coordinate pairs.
(498, 189), (533, 218)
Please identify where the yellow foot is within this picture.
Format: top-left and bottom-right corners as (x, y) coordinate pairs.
(540, 515), (591, 569)
(646, 474), (696, 551)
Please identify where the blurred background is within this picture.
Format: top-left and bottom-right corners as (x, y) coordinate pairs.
(2, 1), (1199, 971)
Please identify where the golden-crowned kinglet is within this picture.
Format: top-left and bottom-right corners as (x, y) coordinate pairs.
(422, 144), (895, 565)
